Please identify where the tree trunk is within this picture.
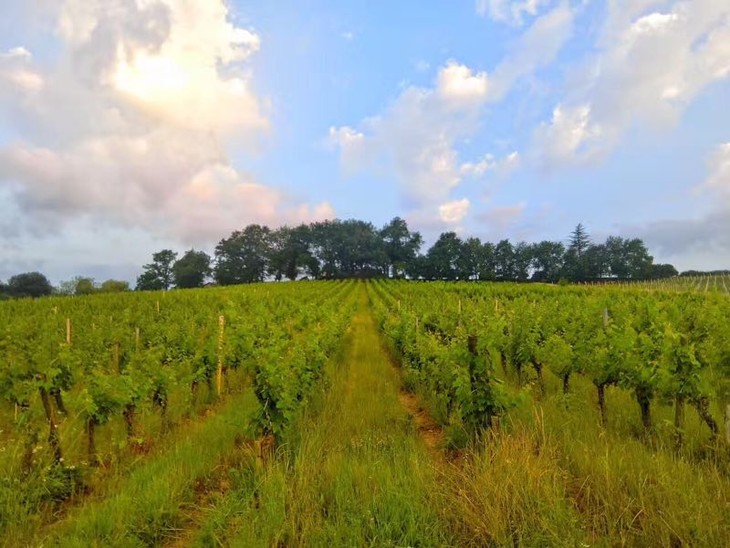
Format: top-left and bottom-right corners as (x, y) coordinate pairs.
(516, 363), (523, 387)
(87, 416), (99, 466)
(597, 384), (607, 428)
(39, 387), (63, 464)
(499, 351), (508, 377)
(693, 396), (718, 438)
(51, 388), (67, 416)
(123, 404), (136, 440)
(21, 420), (38, 474)
(636, 387), (652, 432)
(532, 360), (545, 397)
(674, 394), (685, 449)
(562, 373), (570, 395)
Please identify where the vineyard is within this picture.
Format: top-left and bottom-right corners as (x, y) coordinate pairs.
(1, 280), (729, 546)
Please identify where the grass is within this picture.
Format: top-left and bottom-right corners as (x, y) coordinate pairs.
(38, 389), (259, 547)
(4, 281), (729, 546)
(188, 288), (455, 546)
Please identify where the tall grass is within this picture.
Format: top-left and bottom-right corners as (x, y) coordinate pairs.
(192, 296), (454, 546)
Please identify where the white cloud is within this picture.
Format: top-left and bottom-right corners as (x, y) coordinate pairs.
(533, 104), (603, 165)
(0, 0), (333, 249)
(701, 142), (730, 196)
(328, 3), (573, 226)
(439, 198), (470, 224)
(0, 46), (44, 93)
(476, 202), (528, 236)
(329, 61), (488, 208)
(476, 0), (555, 26)
(460, 150), (520, 177)
(534, 0), (730, 167)
(488, 3), (575, 101)
(437, 62), (489, 106)
(629, 141), (730, 270)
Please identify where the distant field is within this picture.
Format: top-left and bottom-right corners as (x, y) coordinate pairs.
(1, 280), (729, 546)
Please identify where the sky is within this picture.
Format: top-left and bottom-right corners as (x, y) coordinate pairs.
(0, 0), (729, 284)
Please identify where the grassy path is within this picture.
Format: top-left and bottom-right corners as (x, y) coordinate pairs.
(40, 390), (260, 547)
(189, 287), (455, 546)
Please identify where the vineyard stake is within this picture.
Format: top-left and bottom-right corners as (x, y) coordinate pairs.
(217, 314), (225, 397)
(66, 318), (71, 345)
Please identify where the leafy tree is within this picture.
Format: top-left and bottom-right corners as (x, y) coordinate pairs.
(136, 249), (177, 290)
(214, 225), (271, 285)
(584, 243), (608, 279)
(531, 241), (565, 282)
(172, 249), (211, 288)
(135, 270), (164, 291)
(99, 279), (130, 293)
(380, 217), (422, 278)
(6, 272), (53, 298)
(424, 232), (462, 280)
(650, 263), (678, 279)
(624, 238), (653, 279)
(337, 219), (387, 277)
(75, 277), (96, 295)
(494, 240), (515, 281)
(455, 237), (484, 281)
(513, 242), (532, 281)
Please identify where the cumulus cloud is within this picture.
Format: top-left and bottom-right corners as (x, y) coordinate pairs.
(487, 3), (574, 101)
(629, 142), (730, 269)
(0, 0), (332, 249)
(534, 0), (730, 167)
(460, 151), (520, 177)
(476, 0), (554, 26)
(438, 198), (471, 224)
(702, 142), (730, 196)
(0, 47), (44, 94)
(533, 104), (603, 165)
(329, 5), (571, 228)
(329, 61), (488, 208)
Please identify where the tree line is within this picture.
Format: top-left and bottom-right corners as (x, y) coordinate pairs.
(132, 219), (677, 290)
(0, 219), (688, 298)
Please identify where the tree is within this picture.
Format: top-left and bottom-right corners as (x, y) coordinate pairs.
(172, 250), (211, 288)
(531, 241), (565, 282)
(380, 217), (423, 278)
(75, 277), (96, 295)
(564, 223), (592, 281)
(99, 279), (130, 293)
(136, 249), (177, 290)
(513, 242), (532, 281)
(214, 225), (271, 285)
(6, 272), (53, 298)
(624, 238), (653, 279)
(494, 240), (515, 281)
(455, 237), (484, 280)
(650, 263), (678, 279)
(135, 270), (164, 291)
(584, 243), (609, 279)
(424, 232), (462, 280)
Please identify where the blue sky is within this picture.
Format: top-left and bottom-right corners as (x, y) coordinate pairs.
(0, 0), (729, 283)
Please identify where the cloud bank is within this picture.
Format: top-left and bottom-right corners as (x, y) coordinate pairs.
(0, 0), (333, 249)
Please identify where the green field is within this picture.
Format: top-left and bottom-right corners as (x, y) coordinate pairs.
(1, 281), (729, 546)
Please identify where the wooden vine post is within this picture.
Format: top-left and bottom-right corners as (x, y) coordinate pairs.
(66, 318), (71, 345)
(217, 314), (225, 397)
